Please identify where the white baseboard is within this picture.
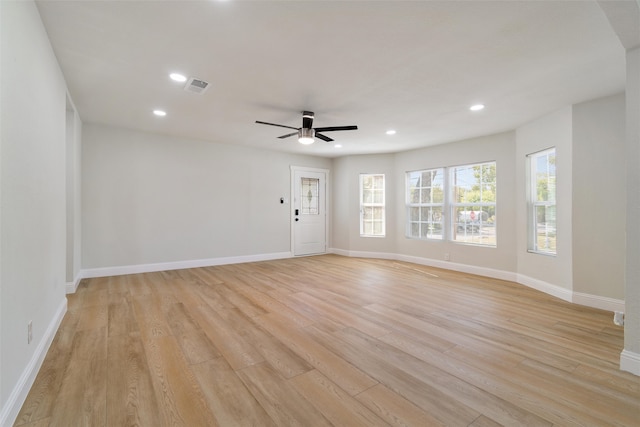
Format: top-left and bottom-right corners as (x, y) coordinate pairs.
(330, 248), (398, 260)
(573, 292), (625, 313)
(329, 248), (624, 314)
(80, 251), (293, 280)
(329, 248), (518, 284)
(516, 273), (573, 303)
(398, 253), (518, 282)
(65, 272), (83, 294)
(620, 349), (640, 376)
(0, 298), (67, 427)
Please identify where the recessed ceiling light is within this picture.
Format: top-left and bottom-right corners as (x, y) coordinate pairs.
(470, 104), (485, 111)
(386, 130), (397, 135)
(334, 144), (342, 148)
(153, 110), (167, 117)
(169, 73), (187, 82)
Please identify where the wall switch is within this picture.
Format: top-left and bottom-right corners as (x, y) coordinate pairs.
(28, 321), (33, 344)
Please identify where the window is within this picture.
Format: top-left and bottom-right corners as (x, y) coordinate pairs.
(300, 177), (319, 215)
(360, 174), (385, 237)
(406, 169), (444, 239)
(451, 162), (497, 246)
(528, 148), (556, 254)
(403, 162), (498, 246)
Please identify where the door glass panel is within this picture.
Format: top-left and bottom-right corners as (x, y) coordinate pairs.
(301, 178), (319, 215)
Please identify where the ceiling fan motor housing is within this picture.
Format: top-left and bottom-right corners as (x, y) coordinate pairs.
(302, 111), (314, 129)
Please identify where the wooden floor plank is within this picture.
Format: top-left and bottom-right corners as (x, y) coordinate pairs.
(14, 418), (51, 427)
(236, 362), (333, 427)
(289, 370), (388, 427)
(107, 294), (138, 337)
(165, 301), (221, 364)
(15, 255), (640, 427)
(468, 415), (504, 427)
(385, 330), (607, 426)
(190, 303), (265, 370)
(47, 328), (108, 427)
(338, 326), (553, 426)
(141, 335), (217, 425)
(289, 291), (391, 337)
(226, 280), (315, 328)
(303, 324), (482, 426)
(355, 383), (448, 427)
(191, 357), (276, 427)
(106, 332), (162, 427)
(217, 307), (313, 379)
(258, 312), (379, 396)
(130, 294), (174, 340)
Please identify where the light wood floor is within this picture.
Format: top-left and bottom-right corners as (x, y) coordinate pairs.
(15, 255), (639, 426)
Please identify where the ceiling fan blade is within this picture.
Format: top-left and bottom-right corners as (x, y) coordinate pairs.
(315, 133), (334, 142)
(314, 125), (358, 132)
(278, 131), (299, 139)
(302, 111), (314, 130)
(255, 120), (299, 131)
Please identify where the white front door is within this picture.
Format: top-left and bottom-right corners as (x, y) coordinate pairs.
(292, 167), (327, 256)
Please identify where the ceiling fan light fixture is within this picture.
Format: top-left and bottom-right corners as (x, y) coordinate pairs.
(298, 128), (315, 145)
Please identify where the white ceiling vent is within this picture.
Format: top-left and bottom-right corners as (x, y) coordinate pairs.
(184, 77), (210, 94)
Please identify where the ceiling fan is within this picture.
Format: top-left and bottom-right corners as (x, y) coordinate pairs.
(256, 111), (358, 145)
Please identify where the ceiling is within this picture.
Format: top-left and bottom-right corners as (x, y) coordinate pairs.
(36, 0), (625, 158)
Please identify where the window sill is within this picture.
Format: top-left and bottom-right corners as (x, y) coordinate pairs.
(527, 249), (557, 257)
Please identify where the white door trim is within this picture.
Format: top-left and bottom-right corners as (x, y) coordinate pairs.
(290, 166), (330, 256)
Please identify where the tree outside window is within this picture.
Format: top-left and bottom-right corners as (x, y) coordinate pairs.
(451, 162), (497, 246)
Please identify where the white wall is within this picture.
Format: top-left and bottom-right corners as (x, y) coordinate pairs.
(0, 0), (4, 410)
(81, 124), (331, 271)
(332, 132), (518, 273)
(572, 93), (626, 299)
(394, 132), (517, 273)
(331, 154), (397, 255)
(515, 107), (574, 293)
(331, 156), (352, 251)
(0, 1), (70, 423)
(623, 46), (640, 373)
(331, 132), (518, 276)
(598, 0), (640, 375)
(332, 99), (626, 309)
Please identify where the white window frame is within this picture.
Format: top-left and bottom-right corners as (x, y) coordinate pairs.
(450, 162), (497, 247)
(360, 173), (385, 237)
(527, 148), (556, 255)
(406, 168), (445, 240)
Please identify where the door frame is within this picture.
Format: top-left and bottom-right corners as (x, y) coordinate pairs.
(290, 166), (330, 256)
